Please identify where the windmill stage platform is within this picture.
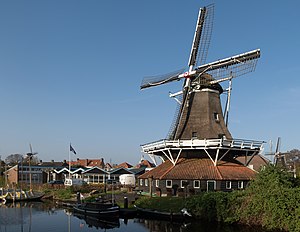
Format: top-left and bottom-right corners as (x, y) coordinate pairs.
(141, 138), (265, 166)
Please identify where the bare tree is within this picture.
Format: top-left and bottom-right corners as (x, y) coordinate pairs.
(5, 154), (23, 165)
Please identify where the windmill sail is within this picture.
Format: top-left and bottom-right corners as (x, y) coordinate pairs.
(189, 4), (214, 67)
(141, 4), (214, 90)
(196, 49), (260, 84)
(140, 68), (185, 89)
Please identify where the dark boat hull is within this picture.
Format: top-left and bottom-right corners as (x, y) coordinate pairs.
(73, 203), (120, 218)
(135, 206), (191, 222)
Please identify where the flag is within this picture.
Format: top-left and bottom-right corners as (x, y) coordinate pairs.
(70, 144), (77, 155)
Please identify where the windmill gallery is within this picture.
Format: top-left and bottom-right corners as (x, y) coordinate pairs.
(137, 4), (269, 196)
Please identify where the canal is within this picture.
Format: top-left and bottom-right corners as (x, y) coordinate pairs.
(0, 201), (266, 232)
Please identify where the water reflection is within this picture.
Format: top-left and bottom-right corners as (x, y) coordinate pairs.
(0, 201), (269, 232)
(135, 218), (271, 232)
(73, 213), (120, 230)
(0, 201), (64, 232)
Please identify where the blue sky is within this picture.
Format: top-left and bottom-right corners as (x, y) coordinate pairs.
(0, 0), (299, 164)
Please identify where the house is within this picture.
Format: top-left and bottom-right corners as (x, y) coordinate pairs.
(82, 167), (108, 184)
(104, 162), (113, 171)
(69, 158), (105, 169)
(136, 159), (155, 169)
(108, 167), (133, 182)
(138, 158), (256, 196)
(115, 162), (133, 169)
(5, 160), (68, 186)
(235, 154), (270, 172)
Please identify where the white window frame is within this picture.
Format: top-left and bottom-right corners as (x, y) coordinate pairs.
(139, 179), (143, 186)
(180, 180), (188, 188)
(155, 180), (159, 188)
(238, 181), (244, 189)
(145, 179), (148, 187)
(214, 112), (220, 122)
(226, 181), (231, 189)
(193, 180), (200, 189)
(166, 180), (172, 188)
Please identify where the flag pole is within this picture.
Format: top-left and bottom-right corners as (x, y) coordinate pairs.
(69, 143), (71, 179)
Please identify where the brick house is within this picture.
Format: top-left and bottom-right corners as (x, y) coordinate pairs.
(138, 158), (257, 196)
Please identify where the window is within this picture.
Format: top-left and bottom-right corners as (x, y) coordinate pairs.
(226, 181), (231, 189)
(140, 179), (143, 186)
(214, 113), (220, 122)
(166, 180), (172, 188)
(155, 180), (159, 188)
(194, 180), (200, 189)
(238, 181), (244, 189)
(181, 180), (188, 188)
(192, 132), (197, 139)
(145, 179), (148, 186)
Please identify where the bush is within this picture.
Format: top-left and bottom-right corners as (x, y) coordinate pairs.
(185, 191), (242, 223)
(239, 165), (300, 231)
(135, 196), (186, 213)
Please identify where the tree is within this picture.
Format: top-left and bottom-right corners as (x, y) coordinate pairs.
(5, 154), (23, 165)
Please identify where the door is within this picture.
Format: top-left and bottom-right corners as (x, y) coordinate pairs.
(207, 180), (216, 192)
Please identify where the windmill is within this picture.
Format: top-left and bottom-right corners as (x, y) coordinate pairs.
(26, 143), (38, 190)
(266, 137), (286, 167)
(140, 4), (263, 166)
(141, 4), (260, 142)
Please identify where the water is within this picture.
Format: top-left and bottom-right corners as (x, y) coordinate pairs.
(0, 201), (266, 232)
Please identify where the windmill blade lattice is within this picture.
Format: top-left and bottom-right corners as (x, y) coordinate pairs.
(140, 68), (185, 89)
(194, 4), (214, 67)
(167, 93), (183, 139)
(196, 49), (260, 84)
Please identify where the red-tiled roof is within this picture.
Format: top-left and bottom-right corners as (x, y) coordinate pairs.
(235, 155), (269, 172)
(136, 159), (155, 168)
(68, 158), (105, 168)
(105, 163), (112, 168)
(115, 162), (133, 169)
(139, 158), (256, 180)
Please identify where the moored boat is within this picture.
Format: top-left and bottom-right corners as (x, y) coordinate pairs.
(73, 201), (120, 218)
(135, 206), (192, 222)
(0, 188), (44, 203)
